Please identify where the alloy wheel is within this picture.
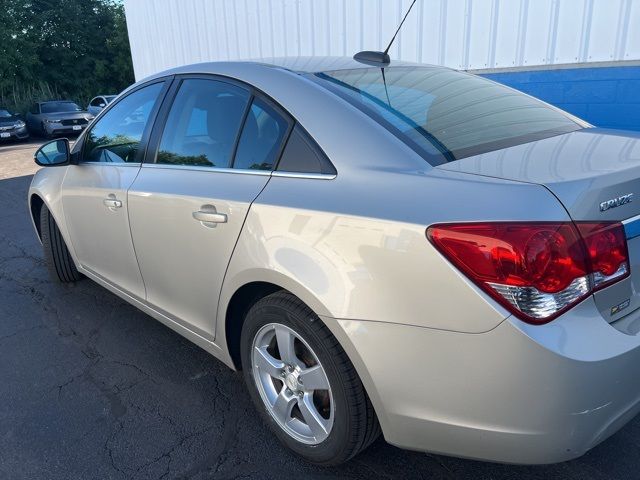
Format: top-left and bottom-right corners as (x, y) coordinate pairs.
(251, 322), (334, 445)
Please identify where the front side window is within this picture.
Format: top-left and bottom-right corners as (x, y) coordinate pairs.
(315, 66), (584, 164)
(83, 82), (164, 163)
(90, 97), (103, 107)
(157, 79), (250, 168)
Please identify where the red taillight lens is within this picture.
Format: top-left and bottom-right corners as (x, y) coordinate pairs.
(577, 223), (629, 289)
(427, 222), (629, 324)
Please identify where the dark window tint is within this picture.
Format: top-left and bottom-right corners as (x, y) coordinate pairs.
(41, 102), (82, 114)
(315, 66), (583, 164)
(90, 97), (103, 107)
(157, 79), (249, 168)
(83, 82), (164, 163)
(276, 125), (336, 175)
(234, 98), (289, 170)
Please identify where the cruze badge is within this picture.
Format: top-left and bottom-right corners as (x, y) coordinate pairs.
(600, 193), (633, 212)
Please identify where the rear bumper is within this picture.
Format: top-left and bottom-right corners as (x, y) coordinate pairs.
(325, 296), (640, 464)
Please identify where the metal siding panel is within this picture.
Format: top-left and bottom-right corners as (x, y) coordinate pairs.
(397, 0), (419, 62)
(345, 0), (363, 57)
(360, 0), (381, 51)
(493, 0), (521, 68)
(522, 0), (554, 66)
(124, 0), (640, 80)
(417, 0), (443, 65)
(444, 0), (466, 69)
(554, 0), (585, 64)
(297, 0), (314, 56)
(466, 0), (493, 70)
(380, 0), (400, 56)
(588, 0), (621, 62)
(626, 0), (640, 60)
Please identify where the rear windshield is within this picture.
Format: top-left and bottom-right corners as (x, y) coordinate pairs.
(41, 102), (82, 114)
(314, 66), (583, 164)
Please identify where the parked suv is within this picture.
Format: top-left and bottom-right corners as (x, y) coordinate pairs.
(26, 101), (94, 138)
(0, 108), (29, 142)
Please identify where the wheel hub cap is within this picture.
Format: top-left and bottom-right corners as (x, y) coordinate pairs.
(284, 371), (300, 392)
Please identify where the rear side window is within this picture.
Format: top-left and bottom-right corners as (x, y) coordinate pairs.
(83, 82), (164, 163)
(315, 66), (583, 164)
(233, 97), (289, 171)
(156, 79), (250, 168)
(276, 125), (336, 175)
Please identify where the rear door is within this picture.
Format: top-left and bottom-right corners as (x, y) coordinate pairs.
(128, 76), (291, 340)
(61, 80), (169, 299)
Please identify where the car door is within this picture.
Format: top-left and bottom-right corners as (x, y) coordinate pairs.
(128, 76), (291, 339)
(61, 80), (170, 299)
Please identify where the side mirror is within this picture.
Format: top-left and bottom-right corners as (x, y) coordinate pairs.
(34, 139), (71, 167)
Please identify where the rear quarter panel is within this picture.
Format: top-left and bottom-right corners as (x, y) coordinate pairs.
(221, 167), (571, 334)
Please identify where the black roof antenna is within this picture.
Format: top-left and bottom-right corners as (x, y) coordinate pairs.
(353, 0), (419, 66)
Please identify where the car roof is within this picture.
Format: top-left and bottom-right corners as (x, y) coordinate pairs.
(249, 56), (421, 73)
(152, 56), (428, 79)
(40, 100), (75, 104)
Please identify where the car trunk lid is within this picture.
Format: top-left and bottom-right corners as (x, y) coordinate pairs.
(438, 128), (640, 326)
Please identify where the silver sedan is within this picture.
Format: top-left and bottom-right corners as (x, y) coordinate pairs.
(28, 57), (640, 466)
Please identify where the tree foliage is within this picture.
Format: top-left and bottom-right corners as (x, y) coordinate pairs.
(0, 0), (134, 113)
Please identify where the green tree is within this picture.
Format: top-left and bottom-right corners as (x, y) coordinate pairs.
(0, 0), (134, 113)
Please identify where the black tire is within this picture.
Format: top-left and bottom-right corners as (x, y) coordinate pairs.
(240, 291), (381, 465)
(40, 206), (82, 283)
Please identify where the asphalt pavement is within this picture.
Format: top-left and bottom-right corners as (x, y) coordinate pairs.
(0, 140), (638, 479)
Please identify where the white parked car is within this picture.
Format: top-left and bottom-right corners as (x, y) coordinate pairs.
(87, 95), (117, 116)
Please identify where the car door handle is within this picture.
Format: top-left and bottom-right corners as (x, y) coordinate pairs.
(103, 195), (122, 209)
(192, 209), (227, 225)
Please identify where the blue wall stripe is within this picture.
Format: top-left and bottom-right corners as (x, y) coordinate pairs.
(625, 217), (640, 240)
(483, 66), (640, 132)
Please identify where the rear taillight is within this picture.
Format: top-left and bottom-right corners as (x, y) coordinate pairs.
(427, 222), (629, 324)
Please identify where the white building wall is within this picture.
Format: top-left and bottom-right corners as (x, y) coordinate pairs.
(124, 0), (640, 80)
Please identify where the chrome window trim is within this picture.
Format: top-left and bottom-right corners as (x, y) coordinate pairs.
(78, 162), (142, 167)
(139, 163), (336, 180)
(141, 163), (272, 176)
(271, 171), (336, 180)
